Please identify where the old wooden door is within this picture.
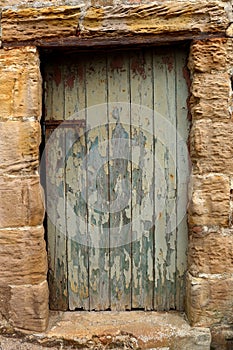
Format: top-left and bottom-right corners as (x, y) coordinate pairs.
(43, 46), (189, 312)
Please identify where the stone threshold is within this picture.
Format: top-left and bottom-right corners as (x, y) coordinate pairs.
(27, 311), (211, 350)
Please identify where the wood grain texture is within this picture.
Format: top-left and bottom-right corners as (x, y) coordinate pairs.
(153, 51), (172, 310)
(175, 50), (189, 310)
(2, 1), (230, 43)
(108, 52), (132, 310)
(85, 54), (110, 310)
(66, 128), (89, 310)
(45, 127), (68, 310)
(130, 50), (154, 310)
(44, 47), (189, 311)
(44, 67), (68, 310)
(65, 59), (89, 310)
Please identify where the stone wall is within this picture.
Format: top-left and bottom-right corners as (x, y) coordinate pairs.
(0, 0), (232, 347)
(187, 38), (233, 348)
(0, 46), (49, 332)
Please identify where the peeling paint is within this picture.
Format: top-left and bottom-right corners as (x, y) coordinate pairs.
(45, 47), (189, 312)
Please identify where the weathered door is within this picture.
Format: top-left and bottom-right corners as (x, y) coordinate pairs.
(43, 46), (189, 311)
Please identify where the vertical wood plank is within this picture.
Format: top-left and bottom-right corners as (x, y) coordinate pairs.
(48, 60), (65, 120)
(153, 49), (177, 310)
(64, 60), (78, 119)
(43, 62), (53, 121)
(65, 58), (89, 310)
(66, 127), (89, 310)
(175, 49), (189, 310)
(164, 50), (177, 310)
(46, 127), (68, 310)
(130, 49), (154, 310)
(85, 53), (110, 310)
(64, 56), (86, 118)
(108, 52), (132, 310)
(44, 59), (68, 310)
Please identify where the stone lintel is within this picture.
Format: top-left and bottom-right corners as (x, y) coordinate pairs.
(1, 1), (230, 45)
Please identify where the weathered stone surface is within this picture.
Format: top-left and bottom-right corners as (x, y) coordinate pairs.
(2, 6), (81, 42)
(0, 47), (41, 118)
(43, 311), (211, 350)
(188, 227), (233, 276)
(0, 226), (47, 285)
(211, 325), (233, 350)
(189, 39), (228, 73)
(190, 120), (233, 174)
(0, 286), (11, 322)
(190, 73), (231, 120)
(0, 120), (40, 174)
(226, 23), (233, 37)
(1, 1), (230, 43)
(9, 281), (49, 332)
(230, 178), (233, 227)
(0, 176), (44, 228)
(0, 0), (85, 7)
(81, 1), (229, 35)
(82, 2), (229, 37)
(186, 273), (233, 327)
(188, 174), (230, 226)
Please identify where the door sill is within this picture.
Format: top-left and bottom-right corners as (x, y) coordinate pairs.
(33, 311), (211, 349)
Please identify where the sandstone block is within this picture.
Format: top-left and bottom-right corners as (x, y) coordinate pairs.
(2, 2), (228, 43)
(190, 73), (231, 120)
(186, 273), (233, 327)
(2, 6), (81, 42)
(9, 281), (49, 332)
(0, 120), (40, 174)
(0, 176), (44, 228)
(0, 286), (11, 322)
(0, 47), (41, 119)
(226, 39), (233, 69)
(189, 39), (227, 73)
(190, 120), (233, 174)
(211, 325), (233, 350)
(188, 227), (233, 276)
(0, 226), (47, 285)
(226, 23), (233, 37)
(82, 2), (228, 37)
(188, 174), (230, 226)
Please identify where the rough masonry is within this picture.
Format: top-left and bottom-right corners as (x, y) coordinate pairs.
(0, 1), (232, 349)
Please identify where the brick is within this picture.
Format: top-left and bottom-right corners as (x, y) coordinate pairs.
(0, 176), (45, 228)
(186, 273), (233, 327)
(188, 174), (230, 226)
(9, 281), (49, 332)
(188, 227), (233, 276)
(0, 226), (47, 285)
(0, 47), (41, 119)
(0, 120), (41, 174)
(190, 120), (233, 174)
